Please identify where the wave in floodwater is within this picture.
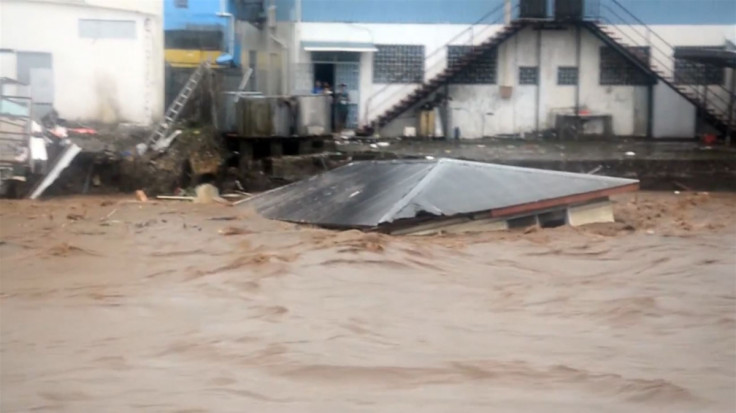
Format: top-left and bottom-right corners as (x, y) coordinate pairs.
(0, 192), (734, 412)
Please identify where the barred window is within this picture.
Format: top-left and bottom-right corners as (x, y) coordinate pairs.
(674, 46), (725, 85)
(447, 45), (497, 84)
(599, 46), (652, 85)
(165, 30), (223, 50)
(519, 66), (538, 85)
(557, 66), (578, 85)
(373, 45), (425, 84)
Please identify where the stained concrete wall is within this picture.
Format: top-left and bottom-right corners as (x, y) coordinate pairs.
(380, 25), (652, 138)
(0, 0), (164, 125)
(652, 84), (696, 138)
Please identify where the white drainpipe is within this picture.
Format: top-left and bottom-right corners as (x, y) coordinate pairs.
(217, 0), (234, 57)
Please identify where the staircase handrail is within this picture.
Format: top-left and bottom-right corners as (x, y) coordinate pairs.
(596, 14), (731, 114)
(596, 0), (732, 114)
(363, 2), (511, 126)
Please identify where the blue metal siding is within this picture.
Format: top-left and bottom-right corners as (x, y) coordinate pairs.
(275, 0), (736, 25)
(164, 0), (234, 30)
(612, 0), (735, 25)
(164, 0), (243, 66)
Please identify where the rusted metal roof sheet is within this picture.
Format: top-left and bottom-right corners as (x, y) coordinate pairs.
(244, 159), (639, 228)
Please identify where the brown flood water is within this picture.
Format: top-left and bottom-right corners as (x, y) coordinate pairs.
(1, 192), (734, 412)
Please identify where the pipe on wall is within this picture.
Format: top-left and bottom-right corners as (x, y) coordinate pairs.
(575, 24), (581, 114)
(535, 26), (541, 135)
(270, 32), (289, 94)
(217, 0), (234, 56)
(216, 0), (234, 58)
(727, 68), (735, 144)
(217, 12), (234, 56)
(646, 84), (654, 138)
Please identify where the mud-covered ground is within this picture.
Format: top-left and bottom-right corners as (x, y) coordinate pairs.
(1, 192), (734, 412)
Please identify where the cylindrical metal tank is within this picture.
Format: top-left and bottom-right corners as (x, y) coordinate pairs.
(235, 96), (294, 137)
(295, 95), (332, 136)
(217, 91), (264, 133)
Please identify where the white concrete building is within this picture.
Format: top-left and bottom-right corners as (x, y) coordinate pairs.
(0, 0), (164, 125)
(242, 0), (735, 139)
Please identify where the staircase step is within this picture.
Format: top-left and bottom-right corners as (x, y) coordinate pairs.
(367, 23), (528, 129)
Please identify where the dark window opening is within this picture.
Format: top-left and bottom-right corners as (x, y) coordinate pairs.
(312, 51), (361, 63)
(558, 66), (578, 85)
(311, 140), (325, 150)
(373, 44), (425, 84)
(447, 45), (497, 84)
(538, 210), (567, 228)
(674, 46), (725, 85)
(519, 66), (538, 85)
(313, 63), (335, 89)
(253, 141), (272, 160)
(599, 46), (652, 85)
(507, 215), (538, 229)
(283, 140), (300, 156)
(165, 30), (223, 50)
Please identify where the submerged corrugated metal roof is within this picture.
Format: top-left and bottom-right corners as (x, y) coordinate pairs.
(245, 159), (639, 228)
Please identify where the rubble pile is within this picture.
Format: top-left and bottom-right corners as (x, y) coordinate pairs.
(118, 126), (227, 195)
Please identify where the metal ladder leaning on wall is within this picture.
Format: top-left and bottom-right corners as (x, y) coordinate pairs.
(146, 60), (210, 152)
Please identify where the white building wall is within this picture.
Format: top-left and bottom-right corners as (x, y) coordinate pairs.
(539, 27), (577, 129)
(0, 0), (164, 125)
(653, 84), (696, 138)
(297, 22), (500, 125)
(294, 22), (733, 138)
(577, 27), (643, 137)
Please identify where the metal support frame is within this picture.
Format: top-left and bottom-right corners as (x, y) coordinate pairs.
(646, 84), (654, 138)
(728, 69), (735, 144)
(443, 82), (450, 138)
(574, 24), (582, 114)
(535, 26), (542, 135)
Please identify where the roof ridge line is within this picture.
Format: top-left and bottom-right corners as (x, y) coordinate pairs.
(448, 158), (637, 183)
(377, 160), (446, 224)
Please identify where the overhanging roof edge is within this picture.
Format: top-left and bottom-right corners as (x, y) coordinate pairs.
(377, 161), (442, 224)
(302, 41), (378, 52)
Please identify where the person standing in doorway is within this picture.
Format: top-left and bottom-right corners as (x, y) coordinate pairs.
(335, 83), (350, 133)
(312, 81), (323, 94)
(322, 83), (334, 130)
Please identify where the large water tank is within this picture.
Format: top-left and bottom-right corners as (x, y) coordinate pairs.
(235, 96), (293, 137)
(295, 95), (332, 136)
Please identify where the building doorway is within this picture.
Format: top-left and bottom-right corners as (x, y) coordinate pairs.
(314, 63), (335, 91)
(311, 51), (361, 129)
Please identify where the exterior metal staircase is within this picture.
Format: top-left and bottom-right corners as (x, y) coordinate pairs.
(360, 3), (524, 134)
(584, 0), (735, 136)
(360, 0), (734, 137)
(373, 22), (526, 132)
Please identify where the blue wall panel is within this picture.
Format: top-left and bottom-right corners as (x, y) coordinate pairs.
(275, 0), (736, 25)
(613, 0), (735, 25)
(164, 0), (232, 30)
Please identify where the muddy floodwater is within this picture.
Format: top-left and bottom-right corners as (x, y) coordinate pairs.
(1, 192), (734, 412)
